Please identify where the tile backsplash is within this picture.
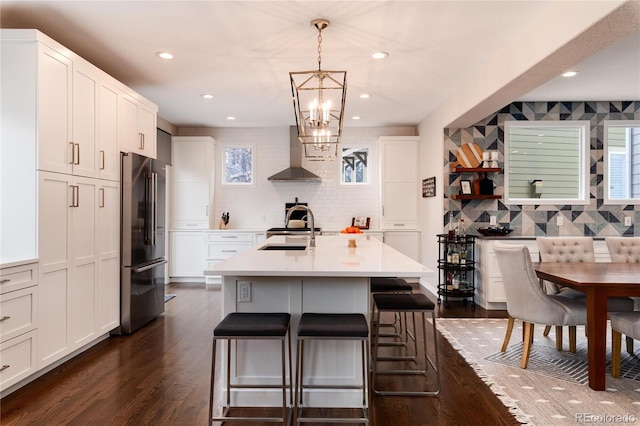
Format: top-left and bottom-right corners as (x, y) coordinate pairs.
(444, 101), (640, 237)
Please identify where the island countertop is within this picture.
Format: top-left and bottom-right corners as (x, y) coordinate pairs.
(205, 234), (432, 278)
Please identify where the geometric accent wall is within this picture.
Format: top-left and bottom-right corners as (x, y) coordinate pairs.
(444, 101), (640, 237)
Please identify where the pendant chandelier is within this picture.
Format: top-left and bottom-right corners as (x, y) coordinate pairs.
(290, 18), (347, 161)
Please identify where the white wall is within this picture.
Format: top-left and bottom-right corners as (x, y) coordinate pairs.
(177, 126), (415, 230)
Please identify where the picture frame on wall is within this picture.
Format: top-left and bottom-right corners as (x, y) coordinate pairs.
(460, 180), (472, 195)
(352, 216), (370, 229)
(422, 176), (436, 197)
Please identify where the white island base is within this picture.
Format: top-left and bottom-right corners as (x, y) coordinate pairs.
(221, 275), (369, 407)
(208, 235), (432, 408)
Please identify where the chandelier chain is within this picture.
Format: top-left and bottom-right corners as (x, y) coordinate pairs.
(317, 29), (322, 70)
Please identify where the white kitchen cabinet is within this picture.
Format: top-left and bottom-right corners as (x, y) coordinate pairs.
(22, 39), (98, 178)
(96, 80), (120, 181)
(204, 232), (253, 286)
(383, 231), (420, 262)
(170, 231), (206, 282)
(171, 136), (215, 229)
(71, 60), (99, 178)
(0, 330), (38, 392)
(36, 42), (73, 175)
(0, 262), (39, 388)
(118, 91), (157, 158)
(37, 171), (100, 366)
(0, 262), (39, 393)
(0, 28), (146, 393)
(96, 181), (120, 334)
(379, 137), (419, 230)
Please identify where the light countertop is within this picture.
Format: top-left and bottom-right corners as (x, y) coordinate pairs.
(205, 235), (432, 278)
(1, 257), (39, 269)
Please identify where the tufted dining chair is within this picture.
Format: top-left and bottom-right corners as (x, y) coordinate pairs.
(537, 237), (635, 339)
(606, 236), (640, 353)
(610, 311), (640, 378)
(537, 237), (596, 298)
(494, 242), (588, 367)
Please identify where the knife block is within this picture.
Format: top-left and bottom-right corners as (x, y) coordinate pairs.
(219, 219), (228, 229)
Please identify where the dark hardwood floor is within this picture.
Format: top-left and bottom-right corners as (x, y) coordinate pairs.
(0, 283), (517, 425)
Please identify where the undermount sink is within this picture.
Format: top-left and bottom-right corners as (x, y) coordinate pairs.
(258, 244), (307, 251)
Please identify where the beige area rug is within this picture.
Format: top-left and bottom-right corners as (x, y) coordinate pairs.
(436, 318), (640, 425)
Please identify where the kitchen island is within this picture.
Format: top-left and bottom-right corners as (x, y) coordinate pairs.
(205, 234), (432, 407)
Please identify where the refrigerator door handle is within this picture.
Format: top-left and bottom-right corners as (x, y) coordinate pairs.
(151, 172), (157, 246)
(131, 258), (167, 273)
(144, 172), (157, 245)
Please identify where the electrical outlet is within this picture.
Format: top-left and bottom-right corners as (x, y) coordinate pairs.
(624, 216), (632, 226)
(556, 215), (564, 226)
(238, 281), (251, 302)
(489, 216), (497, 225)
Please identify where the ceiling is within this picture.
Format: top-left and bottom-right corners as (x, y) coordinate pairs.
(2, 1), (639, 130)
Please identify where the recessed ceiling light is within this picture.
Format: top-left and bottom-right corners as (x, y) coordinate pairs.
(359, 94), (371, 99)
(352, 116), (361, 120)
(226, 116), (236, 121)
(371, 52), (389, 59)
(201, 94), (214, 99)
(156, 51), (174, 60)
(562, 71), (578, 77)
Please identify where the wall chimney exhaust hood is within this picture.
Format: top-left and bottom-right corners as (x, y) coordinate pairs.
(268, 127), (321, 182)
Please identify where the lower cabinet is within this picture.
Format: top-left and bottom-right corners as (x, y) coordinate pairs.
(169, 231), (206, 282)
(37, 171), (120, 370)
(0, 262), (39, 392)
(383, 231), (420, 261)
(205, 231), (254, 286)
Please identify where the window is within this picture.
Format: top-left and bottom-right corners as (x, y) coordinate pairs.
(604, 120), (640, 204)
(340, 147), (369, 184)
(222, 146), (253, 185)
(504, 121), (590, 205)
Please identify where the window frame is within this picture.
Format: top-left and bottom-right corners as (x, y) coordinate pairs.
(504, 120), (590, 205)
(339, 146), (371, 185)
(603, 120), (640, 205)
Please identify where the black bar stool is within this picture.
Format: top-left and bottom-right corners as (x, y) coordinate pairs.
(209, 312), (292, 425)
(370, 277), (413, 344)
(371, 293), (440, 396)
(295, 313), (369, 424)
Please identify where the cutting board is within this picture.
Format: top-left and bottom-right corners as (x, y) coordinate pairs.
(455, 143), (483, 168)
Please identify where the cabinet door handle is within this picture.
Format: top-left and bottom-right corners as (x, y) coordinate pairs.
(185, 223), (198, 227)
(221, 250), (238, 253)
(69, 185), (75, 207)
(0, 279), (9, 284)
(100, 150), (105, 170)
(0, 315), (10, 321)
(69, 142), (75, 164)
(0, 365), (9, 372)
(206, 205), (208, 216)
(139, 133), (145, 150)
(99, 188), (105, 208)
(75, 143), (80, 165)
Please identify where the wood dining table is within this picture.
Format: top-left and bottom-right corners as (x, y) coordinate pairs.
(534, 262), (640, 391)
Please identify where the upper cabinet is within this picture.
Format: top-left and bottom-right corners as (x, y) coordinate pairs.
(118, 92), (157, 159)
(379, 136), (419, 230)
(171, 136), (215, 229)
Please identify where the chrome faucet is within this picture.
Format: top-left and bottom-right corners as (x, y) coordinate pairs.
(286, 205), (316, 247)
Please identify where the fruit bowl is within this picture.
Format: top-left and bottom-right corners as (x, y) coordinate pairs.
(339, 227), (365, 247)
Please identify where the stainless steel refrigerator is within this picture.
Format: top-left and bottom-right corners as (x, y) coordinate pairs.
(117, 152), (168, 334)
